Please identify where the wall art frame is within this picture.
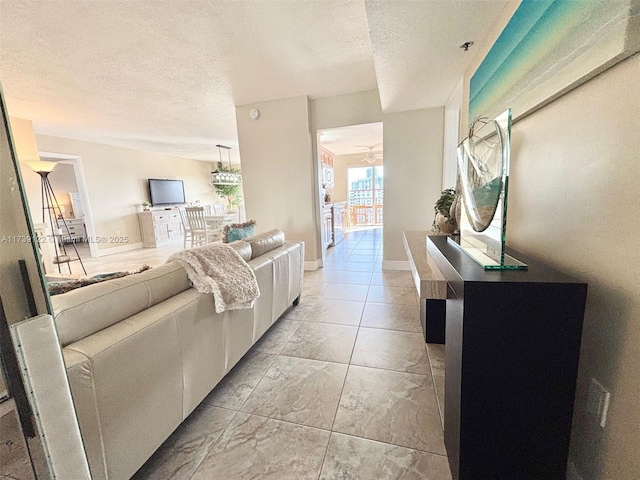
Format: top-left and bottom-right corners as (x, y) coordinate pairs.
(469, 0), (640, 122)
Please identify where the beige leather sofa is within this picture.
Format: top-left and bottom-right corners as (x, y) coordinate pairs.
(51, 230), (304, 480)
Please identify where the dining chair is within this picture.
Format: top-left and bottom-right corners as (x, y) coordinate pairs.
(177, 206), (192, 248)
(184, 207), (221, 247)
(206, 215), (226, 231)
(212, 204), (226, 215)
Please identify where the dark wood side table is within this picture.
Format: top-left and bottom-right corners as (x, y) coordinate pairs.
(427, 236), (587, 480)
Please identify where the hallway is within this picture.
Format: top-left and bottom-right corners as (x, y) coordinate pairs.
(132, 227), (450, 479)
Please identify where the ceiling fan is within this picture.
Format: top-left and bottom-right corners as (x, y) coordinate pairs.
(355, 145), (383, 164)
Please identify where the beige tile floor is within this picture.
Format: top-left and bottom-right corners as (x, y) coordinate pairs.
(0, 401), (35, 480)
(0, 229), (446, 479)
(73, 228), (450, 479)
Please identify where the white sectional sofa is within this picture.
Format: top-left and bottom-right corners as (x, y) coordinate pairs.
(51, 230), (304, 480)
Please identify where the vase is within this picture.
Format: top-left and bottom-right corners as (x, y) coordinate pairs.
(436, 213), (454, 234)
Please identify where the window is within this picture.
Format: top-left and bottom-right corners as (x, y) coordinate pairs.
(348, 166), (383, 227)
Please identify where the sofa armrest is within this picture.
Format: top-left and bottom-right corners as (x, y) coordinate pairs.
(63, 304), (184, 480)
(64, 349), (108, 480)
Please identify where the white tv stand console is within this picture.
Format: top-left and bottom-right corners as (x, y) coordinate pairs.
(137, 210), (183, 248)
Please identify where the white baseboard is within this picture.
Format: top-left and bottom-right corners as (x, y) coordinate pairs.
(94, 242), (144, 257)
(567, 462), (584, 480)
(304, 260), (321, 271)
(382, 260), (411, 271)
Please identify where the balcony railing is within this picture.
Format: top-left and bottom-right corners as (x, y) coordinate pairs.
(349, 204), (383, 227)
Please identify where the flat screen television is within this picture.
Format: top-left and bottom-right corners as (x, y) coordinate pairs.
(148, 179), (185, 206)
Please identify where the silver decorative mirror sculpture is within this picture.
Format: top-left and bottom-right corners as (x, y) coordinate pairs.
(453, 108), (527, 270)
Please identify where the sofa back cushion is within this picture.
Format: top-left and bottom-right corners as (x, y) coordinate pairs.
(52, 263), (191, 347)
(227, 240), (252, 262)
(245, 229), (286, 259)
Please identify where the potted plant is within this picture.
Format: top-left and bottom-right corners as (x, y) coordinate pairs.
(432, 188), (459, 234)
(141, 201), (151, 211)
(212, 162), (242, 211)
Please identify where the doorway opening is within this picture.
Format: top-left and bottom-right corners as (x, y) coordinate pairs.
(35, 153), (98, 260)
(316, 122), (383, 254)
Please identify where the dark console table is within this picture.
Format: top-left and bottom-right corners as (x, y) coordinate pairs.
(427, 236), (587, 480)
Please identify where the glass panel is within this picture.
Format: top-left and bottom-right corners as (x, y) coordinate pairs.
(454, 108), (527, 270)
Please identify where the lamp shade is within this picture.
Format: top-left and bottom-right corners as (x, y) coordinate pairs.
(26, 160), (57, 173)
(10, 117), (39, 160)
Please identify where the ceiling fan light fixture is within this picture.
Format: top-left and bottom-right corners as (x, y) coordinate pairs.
(354, 144), (383, 164)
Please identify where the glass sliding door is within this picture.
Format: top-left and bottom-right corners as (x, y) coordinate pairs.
(347, 166), (383, 228)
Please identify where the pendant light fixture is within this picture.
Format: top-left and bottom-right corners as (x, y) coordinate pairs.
(210, 144), (242, 186)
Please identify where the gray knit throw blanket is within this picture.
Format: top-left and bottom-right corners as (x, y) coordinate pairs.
(168, 243), (259, 313)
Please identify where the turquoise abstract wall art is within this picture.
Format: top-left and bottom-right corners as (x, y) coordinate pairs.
(469, 0), (640, 122)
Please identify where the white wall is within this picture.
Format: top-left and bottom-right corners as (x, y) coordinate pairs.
(463, 6), (640, 476)
(310, 90), (383, 132)
(382, 108), (444, 265)
(46, 163), (79, 217)
(3, 118), (49, 322)
(236, 96), (317, 263)
(508, 54), (639, 480)
(27, 134), (216, 251)
(442, 79), (462, 190)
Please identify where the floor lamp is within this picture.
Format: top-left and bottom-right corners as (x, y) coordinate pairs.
(26, 161), (86, 275)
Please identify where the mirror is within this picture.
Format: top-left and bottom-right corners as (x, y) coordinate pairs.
(0, 85), (89, 478)
(0, 83), (52, 479)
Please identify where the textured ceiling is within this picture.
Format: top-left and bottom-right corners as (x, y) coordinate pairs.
(320, 122), (382, 156)
(366, 0), (509, 112)
(0, 0), (509, 161)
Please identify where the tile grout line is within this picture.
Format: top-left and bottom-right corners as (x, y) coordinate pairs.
(197, 308), (339, 479)
(233, 351), (282, 413)
(187, 344), (286, 478)
(186, 407), (241, 480)
(222, 409), (332, 433)
(325, 271), (367, 432)
(209, 389), (448, 461)
(326, 429), (450, 458)
(200, 230), (445, 477)
(333, 254), (448, 457)
(327, 268), (369, 435)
